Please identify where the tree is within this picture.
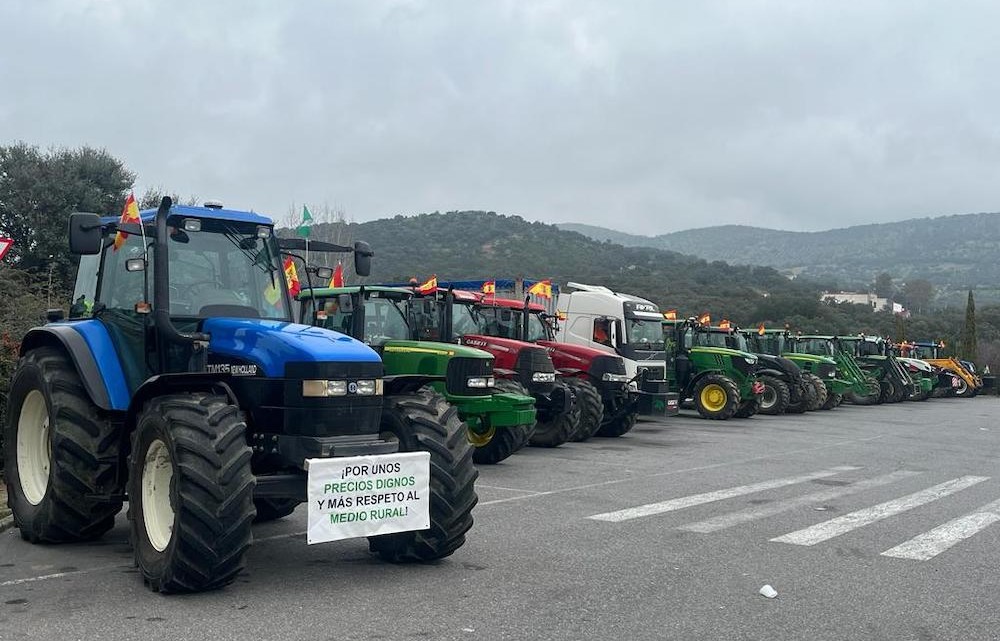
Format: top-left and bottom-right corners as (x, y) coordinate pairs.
(960, 290), (978, 363)
(901, 279), (935, 314)
(0, 143), (135, 289)
(873, 272), (894, 299)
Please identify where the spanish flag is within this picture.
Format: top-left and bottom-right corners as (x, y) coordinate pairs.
(663, 309), (678, 320)
(482, 280), (496, 295)
(697, 313), (711, 325)
(527, 279), (552, 299)
(757, 322), (766, 336)
(113, 193), (140, 251)
(416, 275), (438, 295)
(719, 319), (731, 330)
(283, 257), (301, 296)
(329, 262), (344, 287)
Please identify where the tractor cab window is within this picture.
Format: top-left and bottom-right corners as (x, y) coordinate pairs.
(71, 254), (100, 318)
(526, 313), (552, 342)
(755, 334), (784, 355)
(452, 303), (481, 339)
(97, 235), (152, 311)
(408, 299), (442, 341)
(476, 306), (519, 339)
(593, 318), (612, 346)
(362, 298), (409, 346)
(857, 341), (882, 357)
(730, 333), (749, 352)
(797, 339), (835, 357)
(625, 318), (665, 351)
(312, 298), (353, 335)
(165, 220), (289, 320)
(694, 331), (727, 349)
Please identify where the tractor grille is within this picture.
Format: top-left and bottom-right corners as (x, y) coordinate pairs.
(817, 362), (836, 379)
(515, 346), (556, 395)
(446, 356), (493, 396)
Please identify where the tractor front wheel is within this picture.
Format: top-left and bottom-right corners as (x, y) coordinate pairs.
(757, 375), (791, 415)
(369, 391), (478, 562)
(693, 375), (740, 420)
(469, 379), (534, 464)
(953, 378), (973, 398)
(803, 373), (828, 410)
(734, 394), (762, 418)
(564, 378), (605, 442)
(128, 394), (255, 593)
(529, 381), (580, 447)
(821, 393), (842, 410)
(4, 347), (122, 543)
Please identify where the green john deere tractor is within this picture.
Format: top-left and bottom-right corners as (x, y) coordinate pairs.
(790, 335), (882, 405)
(737, 328), (820, 414)
(297, 286), (537, 465)
(662, 319), (764, 420)
(838, 336), (915, 404)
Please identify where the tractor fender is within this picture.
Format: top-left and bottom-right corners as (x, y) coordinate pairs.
(125, 373), (238, 429)
(686, 369), (728, 394)
(19, 322), (129, 412)
(556, 367), (585, 377)
(756, 367), (785, 379)
(384, 374), (445, 396)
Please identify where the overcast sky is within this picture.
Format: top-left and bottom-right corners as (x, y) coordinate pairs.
(2, 0), (998, 233)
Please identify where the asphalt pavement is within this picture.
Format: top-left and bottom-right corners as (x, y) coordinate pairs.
(2, 397), (999, 641)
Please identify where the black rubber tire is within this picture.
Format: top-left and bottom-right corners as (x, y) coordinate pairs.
(128, 394), (255, 593)
(253, 498), (299, 523)
(692, 374), (740, 420)
(595, 409), (638, 437)
(757, 376), (791, 415)
(369, 391), (478, 562)
(440, 380), (532, 465)
(879, 379), (897, 404)
(4, 346), (123, 543)
(529, 381), (580, 448)
(804, 373), (828, 411)
(734, 394), (762, 418)
(564, 378), (605, 442)
(953, 378), (973, 398)
(785, 381), (812, 414)
(821, 393), (842, 410)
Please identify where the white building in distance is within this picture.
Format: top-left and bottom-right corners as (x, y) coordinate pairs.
(821, 291), (905, 314)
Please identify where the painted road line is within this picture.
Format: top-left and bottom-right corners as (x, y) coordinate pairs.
(771, 475), (989, 546)
(881, 498), (1000, 561)
(0, 564), (128, 588)
(587, 466), (860, 523)
(679, 470), (921, 533)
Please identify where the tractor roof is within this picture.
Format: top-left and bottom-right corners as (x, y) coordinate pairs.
(297, 285), (411, 300)
(479, 297), (546, 312)
(102, 204), (273, 226)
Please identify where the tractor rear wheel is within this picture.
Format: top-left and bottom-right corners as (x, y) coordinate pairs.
(821, 393), (842, 410)
(693, 374), (739, 420)
(369, 390), (478, 562)
(803, 373), (828, 410)
(128, 394), (255, 593)
(529, 381), (580, 447)
(785, 381), (812, 413)
(564, 378), (604, 442)
(4, 347), (123, 543)
(879, 379), (897, 403)
(757, 376), (791, 415)
(253, 498), (300, 523)
(734, 394), (762, 418)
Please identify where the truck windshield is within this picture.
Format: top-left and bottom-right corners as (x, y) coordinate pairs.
(166, 220), (289, 320)
(626, 318), (665, 351)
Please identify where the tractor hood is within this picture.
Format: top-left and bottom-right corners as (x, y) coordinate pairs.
(756, 353), (802, 377)
(535, 339), (622, 373)
(782, 352), (836, 366)
(692, 346), (758, 363)
(201, 318), (381, 377)
(460, 334), (534, 355)
(898, 357), (933, 373)
(380, 339), (491, 360)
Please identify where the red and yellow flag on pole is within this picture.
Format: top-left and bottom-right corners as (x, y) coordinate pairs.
(329, 262), (344, 287)
(416, 275), (438, 295)
(283, 257), (301, 296)
(719, 319), (731, 330)
(663, 309), (678, 320)
(113, 193), (140, 251)
(482, 280), (496, 295)
(757, 322), (766, 336)
(697, 313), (711, 325)
(527, 279), (552, 299)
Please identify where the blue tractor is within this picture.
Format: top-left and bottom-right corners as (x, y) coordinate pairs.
(3, 198), (477, 593)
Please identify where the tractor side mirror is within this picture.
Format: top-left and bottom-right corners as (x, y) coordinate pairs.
(353, 241), (373, 277)
(315, 266), (334, 281)
(337, 293), (354, 313)
(69, 213), (103, 255)
(125, 258), (146, 272)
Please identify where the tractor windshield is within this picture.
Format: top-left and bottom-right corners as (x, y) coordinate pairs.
(625, 318), (665, 351)
(476, 306), (520, 339)
(526, 312), (552, 342)
(752, 334), (785, 356)
(452, 302), (481, 338)
(166, 220), (289, 319)
(694, 332), (728, 348)
(797, 338), (835, 357)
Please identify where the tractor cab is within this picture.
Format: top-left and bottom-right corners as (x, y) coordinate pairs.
(911, 340), (982, 397)
(837, 335), (916, 403)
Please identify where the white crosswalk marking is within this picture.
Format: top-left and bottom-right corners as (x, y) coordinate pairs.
(679, 470), (921, 533)
(771, 476), (990, 546)
(587, 466), (860, 523)
(881, 498), (1000, 561)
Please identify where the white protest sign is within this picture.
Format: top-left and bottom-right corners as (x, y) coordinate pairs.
(306, 451), (430, 545)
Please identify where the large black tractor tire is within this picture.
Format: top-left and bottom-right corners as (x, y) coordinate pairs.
(878, 379), (897, 404)
(128, 394), (255, 593)
(692, 374), (740, 420)
(4, 347), (123, 543)
(442, 380), (532, 465)
(734, 394), (762, 419)
(953, 378), (974, 398)
(785, 381), (812, 414)
(803, 373), (828, 411)
(596, 409), (638, 437)
(529, 381), (580, 448)
(757, 375), (791, 415)
(369, 391), (478, 562)
(821, 393), (842, 410)
(564, 378), (605, 442)
(253, 498), (300, 523)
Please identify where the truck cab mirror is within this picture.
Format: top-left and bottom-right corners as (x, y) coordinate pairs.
(353, 241), (373, 277)
(337, 293), (354, 313)
(69, 212), (103, 255)
(609, 319), (618, 346)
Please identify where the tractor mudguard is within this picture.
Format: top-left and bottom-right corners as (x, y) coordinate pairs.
(19, 322), (129, 411)
(685, 369), (727, 397)
(756, 367), (786, 379)
(126, 372), (239, 426)
(383, 374), (445, 395)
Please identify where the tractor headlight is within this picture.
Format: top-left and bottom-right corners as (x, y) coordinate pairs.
(467, 376), (495, 389)
(532, 372), (556, 383)
(302, 379), (383, 397)
(602, 373), (631, 383)
(353, 379), (382, 396)
(742, 354), (758, 365)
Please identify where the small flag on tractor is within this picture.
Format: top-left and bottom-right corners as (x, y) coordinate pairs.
(416, 275), (438, 295)
(482, 280), (496, 295)
(663, 309), (678, 320)
(758, 322), (766, 336)
(283, 257), (301, 296)
(113, 193), (140, 251)
(697, 313), (711, 325)
(719, 319), (731, 330)
(329, 262), (344, 287)
(527, 279), (552, 299)
(297, 205), (313, 238)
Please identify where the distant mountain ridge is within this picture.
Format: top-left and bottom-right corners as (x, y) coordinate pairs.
(559, 212), (1000, 303)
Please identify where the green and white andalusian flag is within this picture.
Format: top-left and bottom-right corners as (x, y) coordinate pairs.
(297, 205), (313, 238)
